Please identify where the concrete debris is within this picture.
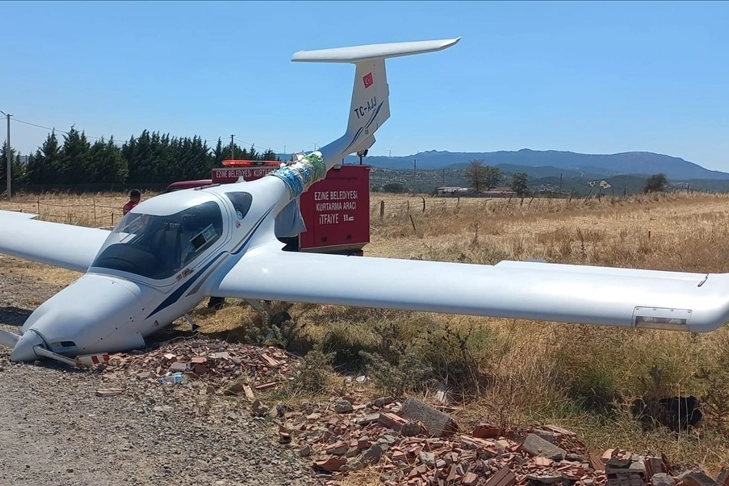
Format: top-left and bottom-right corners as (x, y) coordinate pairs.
(83, 336), (728, 486)
(99, 336), (299, 392)
(522, 433), (568, 461)
(678, 471), (720, 486)
(271, 390), (721, 486)
(400, 397), (458, 437)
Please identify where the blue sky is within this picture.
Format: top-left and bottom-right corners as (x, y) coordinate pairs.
(3, 1), (729, 170)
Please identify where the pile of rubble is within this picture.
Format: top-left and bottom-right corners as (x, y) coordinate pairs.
(88, 338), (729, 486)
(100, 335), (300, 393)
(269, 395), (727, 486)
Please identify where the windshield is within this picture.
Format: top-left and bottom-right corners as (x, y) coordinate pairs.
(91, 201), (224, 280)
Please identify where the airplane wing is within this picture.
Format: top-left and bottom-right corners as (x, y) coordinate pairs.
(0, 210), (111, 273)
(210, 243), (729, 333)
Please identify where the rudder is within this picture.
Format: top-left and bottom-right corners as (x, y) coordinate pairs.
(345, 59), (390, 155)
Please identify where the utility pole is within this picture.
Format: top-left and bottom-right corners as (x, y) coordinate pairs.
(442, 168), (445, 186)
(1, 111), (11, 200)
(412, 159), (417, 183)
(230, 134), (235, 160)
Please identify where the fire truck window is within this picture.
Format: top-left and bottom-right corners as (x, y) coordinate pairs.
(225, 192), (253, 220)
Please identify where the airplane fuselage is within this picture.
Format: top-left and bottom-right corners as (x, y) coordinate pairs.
(11, 175), (291, 362)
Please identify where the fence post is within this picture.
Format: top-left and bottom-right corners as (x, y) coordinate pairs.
(421, 196), (426, 213)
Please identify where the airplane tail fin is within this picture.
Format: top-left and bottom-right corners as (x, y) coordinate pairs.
(272, 38), (460, 200)
(292, 37), (461, 156)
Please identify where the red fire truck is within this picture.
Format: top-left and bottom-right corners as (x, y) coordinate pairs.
(164, 159), (371, 256)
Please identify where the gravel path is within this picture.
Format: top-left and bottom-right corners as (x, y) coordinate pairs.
(0, 259), (322, 486)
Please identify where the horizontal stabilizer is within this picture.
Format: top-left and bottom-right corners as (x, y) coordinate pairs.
(292, 37), (461, 64)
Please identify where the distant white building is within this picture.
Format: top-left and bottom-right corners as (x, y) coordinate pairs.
(436, 186), (469, 197)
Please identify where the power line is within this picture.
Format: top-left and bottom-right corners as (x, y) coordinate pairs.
(12, 118), (108, 141)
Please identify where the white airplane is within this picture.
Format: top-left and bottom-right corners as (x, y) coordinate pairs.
(2, 37), (729, 367)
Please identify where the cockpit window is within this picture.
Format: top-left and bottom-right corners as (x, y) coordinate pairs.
(225, 192), (253, 220)
(91, 201), (224, 280)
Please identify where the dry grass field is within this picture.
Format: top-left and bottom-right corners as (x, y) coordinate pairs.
(4, 189), (729, 475)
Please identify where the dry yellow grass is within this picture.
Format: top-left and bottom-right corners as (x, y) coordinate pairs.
(4, 189), (729, 471)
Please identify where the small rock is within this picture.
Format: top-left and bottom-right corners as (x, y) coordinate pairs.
(251, 400), (269, 417)
(652, 473), (677, 486)
(418, 451), (435, 467)
(526, 474), (563, 484)
(298, 445), (311, 457)
(334, 399), (353, 414)
(372, 396), (394, 408)
(327, 442), (348, 456)
(400, 421), (421, 437)
(360, 444), (383, 465)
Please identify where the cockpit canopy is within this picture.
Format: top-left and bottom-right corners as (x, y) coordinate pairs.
(91, 199), (224, 280)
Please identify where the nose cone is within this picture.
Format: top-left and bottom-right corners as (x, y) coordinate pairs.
(10, 330), (44, 362)
(20, 274), (149, 356)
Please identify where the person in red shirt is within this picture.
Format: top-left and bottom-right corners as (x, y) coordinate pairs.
(122, 189), (141, 216)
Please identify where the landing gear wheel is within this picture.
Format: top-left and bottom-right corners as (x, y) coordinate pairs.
(207, 297), (225, 311)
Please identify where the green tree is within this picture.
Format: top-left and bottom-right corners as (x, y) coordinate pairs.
(60, 126), (92, 183)
(90, 137), (128, 184)
(484, 166), (503, 190)
(511, 172), (529, 196)
(643, 173), (668, 193)
(26, 130), (62, 185)
(0, 143), (26, 189)
(383, 182), (407, 193)
(464, 159), (488, 191)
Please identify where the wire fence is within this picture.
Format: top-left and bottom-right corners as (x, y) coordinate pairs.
(0, 189), (726, 230)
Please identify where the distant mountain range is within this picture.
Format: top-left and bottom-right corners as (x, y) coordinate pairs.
(327, 149), (729, 182)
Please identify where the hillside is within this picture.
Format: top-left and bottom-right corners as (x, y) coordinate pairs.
(367, 166), (729, 196)
(336, 148), (729, 181)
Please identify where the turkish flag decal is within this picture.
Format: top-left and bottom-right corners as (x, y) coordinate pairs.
(362, 72), (373, 89)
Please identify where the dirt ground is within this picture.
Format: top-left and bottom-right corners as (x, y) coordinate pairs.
(0, 256), (321, 486)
